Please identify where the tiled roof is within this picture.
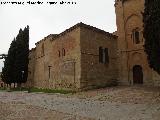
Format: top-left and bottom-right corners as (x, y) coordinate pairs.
(51, 22), (117, 41)
(35, 22), (117, 45)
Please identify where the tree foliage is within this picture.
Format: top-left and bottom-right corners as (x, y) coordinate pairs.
(1, 39), (17, 85)
(143, 0), (160, 74)
(15, 26), (29, 85)
(1, 26), (29, 86)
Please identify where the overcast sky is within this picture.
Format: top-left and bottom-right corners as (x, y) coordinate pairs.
(0, 0), (116, 72)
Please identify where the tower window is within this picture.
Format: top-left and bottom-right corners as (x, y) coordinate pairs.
(135, 31), (140, 44)
(132, 29), (140, 44)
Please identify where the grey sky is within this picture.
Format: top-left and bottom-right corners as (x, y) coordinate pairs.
(0, 0), (116, 72)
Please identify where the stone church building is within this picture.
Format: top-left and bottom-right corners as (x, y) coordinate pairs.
(115, 0), (160, 86)
(27, 0), (160, 90)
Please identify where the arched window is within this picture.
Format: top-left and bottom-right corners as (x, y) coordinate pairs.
(62, 48), (65, 56)
(135, 31), (140, 44)
(132, 28), (140, 44)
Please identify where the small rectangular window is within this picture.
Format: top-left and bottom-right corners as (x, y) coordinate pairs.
(99, 47), (103, 63)
(62, 48), (65, 56)
(99, 47), (109, 64)
(104, 48), (109, 63)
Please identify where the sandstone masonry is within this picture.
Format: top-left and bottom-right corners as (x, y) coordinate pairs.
(27, 0), (160, 90)
(115, 0), (160, 86)
(27, 23), (118, 90)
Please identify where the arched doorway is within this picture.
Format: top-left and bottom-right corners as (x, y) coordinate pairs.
(133, 65), (143, 84)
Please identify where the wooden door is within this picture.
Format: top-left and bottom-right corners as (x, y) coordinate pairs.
(133, 65), (143, 84)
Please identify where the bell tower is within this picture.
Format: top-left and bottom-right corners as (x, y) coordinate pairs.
(115, 0), (129, 85)
(115, 0), (154, 86)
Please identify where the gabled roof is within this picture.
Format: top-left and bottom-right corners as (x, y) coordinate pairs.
(35, 22), (117, 45)
(51, 22), (117, 41)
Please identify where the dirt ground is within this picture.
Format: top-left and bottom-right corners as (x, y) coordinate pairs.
(0, 101), (92, 120)
(0, 86), (160, 120)
(73, 86), (160, 104)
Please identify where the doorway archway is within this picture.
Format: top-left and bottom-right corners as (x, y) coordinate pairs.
(133, 65), (143, 84)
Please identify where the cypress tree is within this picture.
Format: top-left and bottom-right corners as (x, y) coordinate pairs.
(143, 0), (160, 74)
(1, 39), (17, 86)
(1, 60), (10, 85)
(8, 39), (17, 85)
(21, 26), (29, 83)
(2, 26), (29, 88)
(14, 29), (23, 87)
(15, 26), (29, 87)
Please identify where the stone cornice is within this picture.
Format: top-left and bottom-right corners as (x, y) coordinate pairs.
(35, 34), (57, 45)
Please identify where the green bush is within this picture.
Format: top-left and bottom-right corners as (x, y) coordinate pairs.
(0, 87), (6, 91)
(0, 86), (75, 94)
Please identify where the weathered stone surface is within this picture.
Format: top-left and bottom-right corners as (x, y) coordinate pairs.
(115, 0), (160, 86)
(27, 23), (117, 90)
(26, 0), (160, 90)
(80, 27), (118, 89)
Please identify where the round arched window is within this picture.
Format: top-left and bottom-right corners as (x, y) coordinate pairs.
(132, 28), (140, 44)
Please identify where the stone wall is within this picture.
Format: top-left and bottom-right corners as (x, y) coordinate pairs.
(24, 48), (36, 88)
(80, 27), (118, 89)
(33, 35), (53, 89)
(28, 28), (81, 90)
(27, 0), (160, 90)
(50, 28), (81, 90)
(115, 0), (160, 86)
(27, 23), (118, 90)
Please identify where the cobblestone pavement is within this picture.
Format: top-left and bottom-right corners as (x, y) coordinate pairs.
(0, 86), (160, 120)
